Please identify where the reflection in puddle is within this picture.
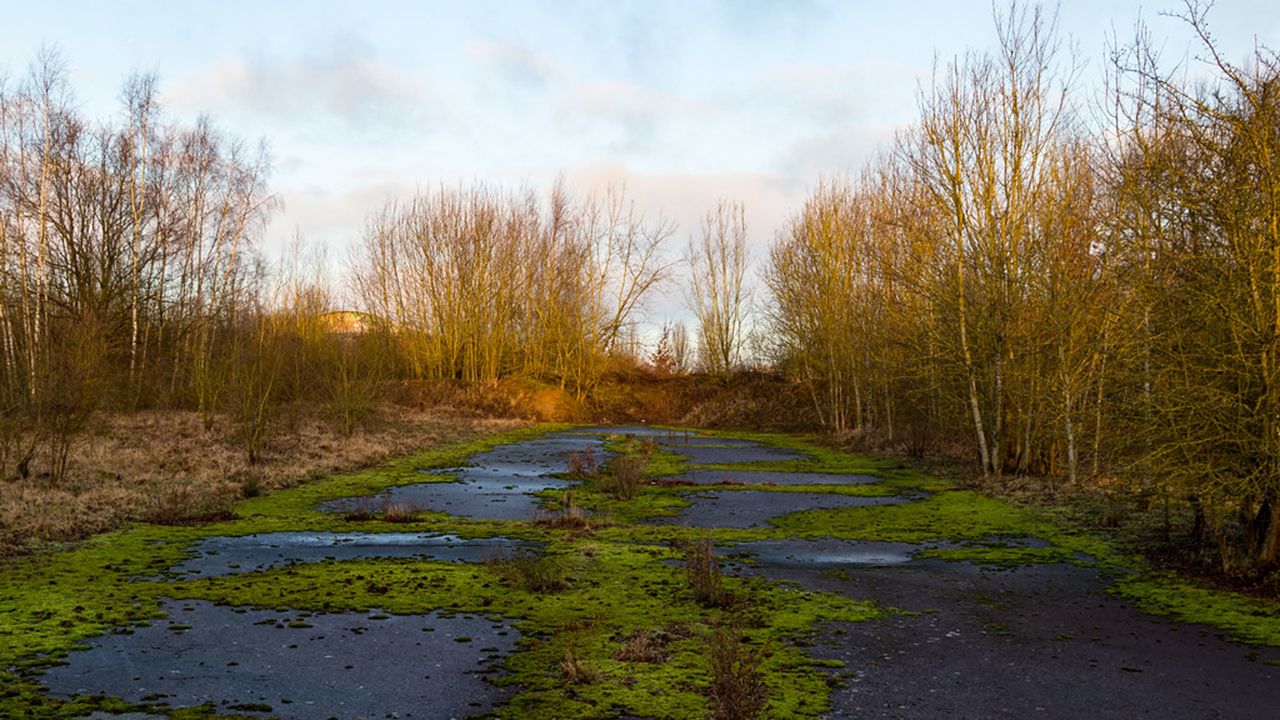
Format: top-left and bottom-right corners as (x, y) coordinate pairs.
(321, 432), (608, 521)
(665, 469), (882, 486)
(41, 600), (519, 720)
(726, 538), (921, 566)
(652, 490), (910, 528)
(168, 532), (536, 577)
(665, 445), (810, 465)
(656, 437), (760, 448)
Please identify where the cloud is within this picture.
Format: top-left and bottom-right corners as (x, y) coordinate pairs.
(469, 40), (552, 87)
(561, 80), (713, 154)
(563, 161), (805, 326)
(168, 38), (436, 131)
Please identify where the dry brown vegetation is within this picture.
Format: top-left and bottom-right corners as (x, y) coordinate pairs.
(764, 1), (1280, 576)
(0, 406), (518, 555)
(707, 624), (769, 720)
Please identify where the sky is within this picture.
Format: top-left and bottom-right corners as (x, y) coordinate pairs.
(2, 0), (1278, 319)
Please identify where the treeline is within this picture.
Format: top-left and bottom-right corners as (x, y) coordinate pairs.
(766, 2), (1280, 571)
(0, 52), (279, 478)
(351, 183), (672, 395)
(0, 51), (692, 484)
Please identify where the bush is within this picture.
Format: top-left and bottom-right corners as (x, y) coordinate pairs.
(607, 454), (645, 501)
(566, 449), (598, 479)
(685, 538), (728, 607)
(708, 624), (768, 720)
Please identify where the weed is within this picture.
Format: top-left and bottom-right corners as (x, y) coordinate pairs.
(685, 538), (729, 608)
(535, 491), (596, 530)
(240, 474), (263, 498)
(141, 483), (235, 525)
(708, 624), (768, 720)
(608, 455), (645, 501)
(613, 629), (672, 663)
(560, 646), (603, 684)
(380, 502), (419, 523)
(487, 549), (566, 592)
(566, 449), (598, 479)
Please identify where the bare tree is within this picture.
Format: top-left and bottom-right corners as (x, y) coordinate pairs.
(688, 200), (750, 377)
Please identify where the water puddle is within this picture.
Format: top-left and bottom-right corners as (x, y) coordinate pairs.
(321, 432), (608, 521)
(725, 538), (921, 566)
(651, 490), (910, 528)
(166, 533), (536, 578)
(666, 445), (809, 465)
(655, 437), (760, 448)
(571, 425), (678, 437)
(663, 469), (882, 486)
(41, 599), (518, 719)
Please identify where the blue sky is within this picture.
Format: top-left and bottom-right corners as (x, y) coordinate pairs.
(3, 1), (1279, 315)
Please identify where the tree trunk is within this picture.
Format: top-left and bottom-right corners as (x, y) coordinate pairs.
(1255, 497), (1280, 567)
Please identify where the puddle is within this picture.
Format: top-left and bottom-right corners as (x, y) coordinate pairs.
(42, 600), (518, 719)
(725, 538), (921, 566)
(572, 425), (678, 437)
(655, 437), (761, 448)
(666, 445), (809, 465)
(321, 432), (608, 521)
(663, 469), (882, 486)
(166, 533), (536, 578)
(651, 490), (910, 528)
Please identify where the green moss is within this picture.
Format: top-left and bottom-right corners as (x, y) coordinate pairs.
(770, 489), (1053, 543)
(7, 423), (1280, 718)
(1111, 572), (1280, 647)
(164, 541), (880, 718)
(918, 544), (1086, 567)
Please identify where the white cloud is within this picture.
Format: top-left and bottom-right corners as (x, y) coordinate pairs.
(167, 38), (437, 132)
(560, 80), (714, 154)
(468, 40), (553, 87)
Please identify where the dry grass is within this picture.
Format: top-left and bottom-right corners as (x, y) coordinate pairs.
(0, 405), (521, 556)
(613, 628), (679, 663)
(559, 646), (603, 685)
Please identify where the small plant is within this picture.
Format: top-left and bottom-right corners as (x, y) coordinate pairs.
(142, 483), (235, 525)
(239, 474), (263, 498)
(566, 449), (598, 479)
(685, 538), (728, 607)
(380, 502), (419, 523)
(613, 628), (672, 663)
(535, 490), (595, 530)
(560, 646), (602, 685)
(487, 549), (566, 592)
(608, 454), (645, 501)
(707, 624), (768, 720)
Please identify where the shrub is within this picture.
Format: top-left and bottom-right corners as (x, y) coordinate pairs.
(685, 538), (729, 608)
(566, 449), (598, 479)
(608, 454), (645, 501)
(708, 625), (768, 720)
